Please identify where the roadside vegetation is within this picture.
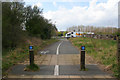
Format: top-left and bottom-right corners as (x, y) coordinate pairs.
(2, 37), (58, 76)
(2, 2), (58, 76)
(69, 37), (119, 77)
(25, 63), (39, 71)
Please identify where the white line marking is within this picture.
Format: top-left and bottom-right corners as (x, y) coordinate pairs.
(54, 41), (63, 76)
(56, 41), (63, 55)
(54, 65), (59, 75)
(40, 50), (49, 54)
(41, 51), (44, 53)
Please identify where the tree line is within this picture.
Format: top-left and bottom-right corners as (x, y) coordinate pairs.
(2, 2), (57, 49)
(67, 25), (118, 35)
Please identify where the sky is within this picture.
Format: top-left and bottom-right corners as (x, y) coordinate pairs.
(24, 0), (119, 31)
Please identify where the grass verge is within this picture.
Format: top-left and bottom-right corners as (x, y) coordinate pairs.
(2, 37), (58, 76)
(69, 37), (119, 77)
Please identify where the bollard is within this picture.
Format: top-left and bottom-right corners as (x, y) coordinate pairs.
(29, 45), (34, 66)
(114, 36), (117, 40)
(80, 46), (85, 70)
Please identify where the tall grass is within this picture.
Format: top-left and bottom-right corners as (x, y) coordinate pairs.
(69, 37), (118, 77)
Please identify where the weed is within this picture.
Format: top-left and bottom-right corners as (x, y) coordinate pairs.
(2, 38), (58, 76)
(25, 64), (39, 71)
(69, 37), (118, 77)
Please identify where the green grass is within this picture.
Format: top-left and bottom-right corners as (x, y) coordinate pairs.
(69, 37), (119, 77)
(25, 64), (39, 71)
(2, 38), (58, 76)
(80, 68), (88, 71)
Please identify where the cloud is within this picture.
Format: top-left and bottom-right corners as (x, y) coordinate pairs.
(53, 1), (57, 7)
(43, 0), (119, 31)
(24, 0), (107, 3)
(32, 2), (42, 8)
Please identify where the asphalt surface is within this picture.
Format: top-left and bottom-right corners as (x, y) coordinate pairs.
(59, 40), (79, 54)
(38, 41), (61, 54)
(9, 64), (108, 76)
(8, 38), (113, 78)
(10, 65), (54, 75)
(38, 39), (79, 54)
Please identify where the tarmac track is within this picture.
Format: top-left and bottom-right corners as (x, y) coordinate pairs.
(7, 38), (116, 80)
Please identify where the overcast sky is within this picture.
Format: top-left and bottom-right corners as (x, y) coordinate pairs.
(24, 0), (119, 31)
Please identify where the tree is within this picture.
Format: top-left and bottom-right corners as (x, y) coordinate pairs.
(57, 32), (63, 36)
(2, 2), (58, 49)
(25, 6), (57, 39)
(2, 2), (25, 48)
(63, 31), (68, 36)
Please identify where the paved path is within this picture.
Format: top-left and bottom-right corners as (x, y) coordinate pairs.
(7, 38), (116, 80)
